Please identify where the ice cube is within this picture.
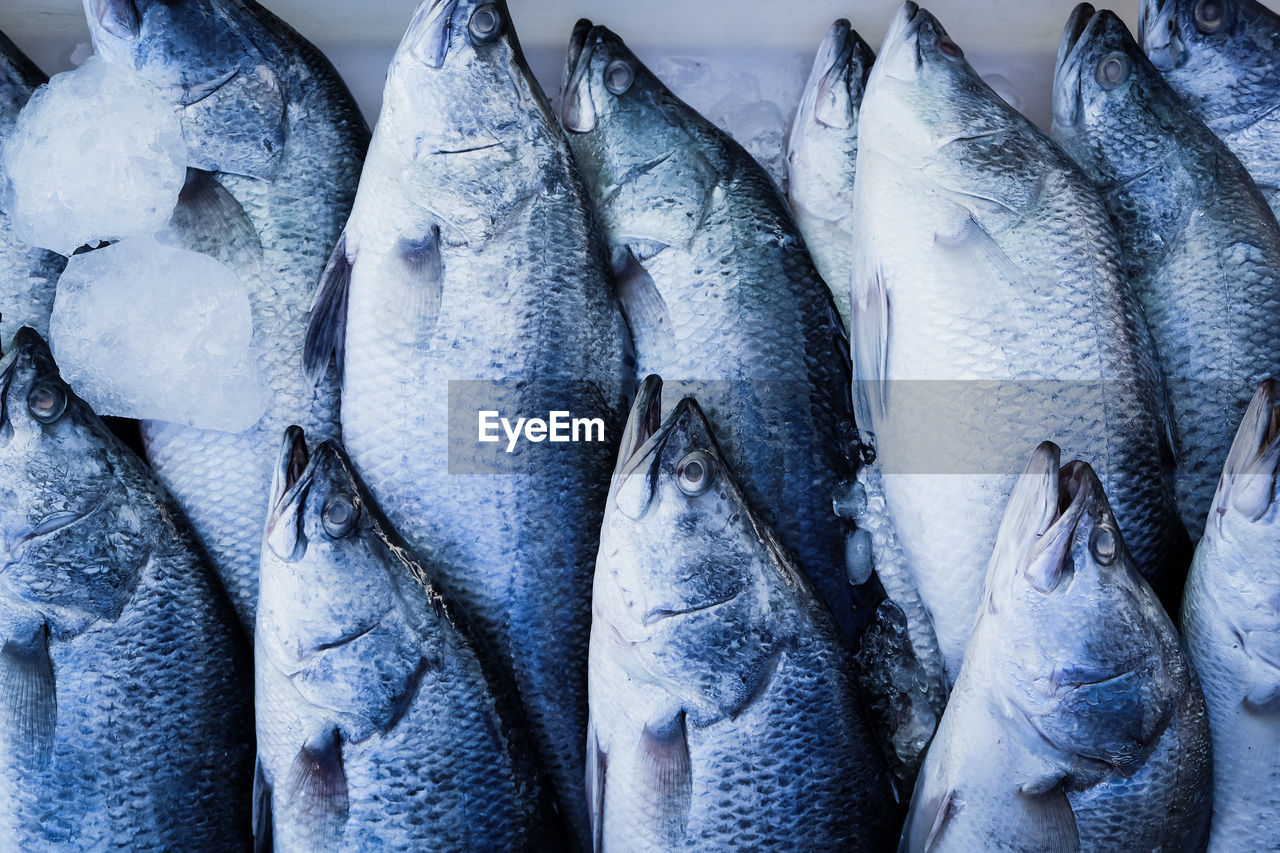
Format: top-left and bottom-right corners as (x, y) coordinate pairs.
(1, 55), (187, 256)
(49, 237), (269, 432)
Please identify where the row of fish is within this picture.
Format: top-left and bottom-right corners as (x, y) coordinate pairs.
(0, 0), (1276, 849)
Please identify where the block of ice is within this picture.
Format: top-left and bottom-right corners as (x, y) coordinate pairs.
(1, 55), (187, 256)
(50, 237), (269, 432)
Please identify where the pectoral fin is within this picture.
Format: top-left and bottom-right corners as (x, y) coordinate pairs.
(640, 712), (693, 844)
(0, 622), (56, 769)
(163, 168), (262, 265)
(253, 756), (274, 853)
(286, 729), (349, 845)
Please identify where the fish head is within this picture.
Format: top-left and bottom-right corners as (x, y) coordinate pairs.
(1052, 6), (1186, 189)
(0, 328), (143, 634)
(596, 377), (796, 724)
(83, 0), (287, 180)
(259, 429), (431, 739)
(980, 443), (1177, 779)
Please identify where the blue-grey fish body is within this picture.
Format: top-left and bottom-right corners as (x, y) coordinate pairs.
(84, 0), (370, 629)
(1053, 5), (1280, 539)
(0, 328), (251, 850)
(256, 429), (565, 851)
(1182, 380), (1280, 852)
(0, 31), (65, 339)
(304, 1), (630, 842)
(902, 443), (1213, 853)
(589, 377), (896, 852)
(1142, 0), (1280, 219)
(850, 2), (1186, 681)
(786, 19), (875, 328)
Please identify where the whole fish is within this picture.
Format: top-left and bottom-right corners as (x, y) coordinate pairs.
(902, 442), (1213, 853)
(850, 1), (1187, 680)
(84, 0), (370, 629)
(1052, 4), (1280, 540)
(256, 428), (565, 851)
(0, 30), (65, 339)
(0, 327), (252, 849)
(786, 19), (875, 327)
(589, 375), (896, 851)
(302, 0), (631, 843)
(1182, 379), (1280, 852)
(1141, 0), (1280, 218)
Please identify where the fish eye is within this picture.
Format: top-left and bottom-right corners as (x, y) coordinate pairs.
(468, 4), (502, 43)
(1095, 53), (1132, 90)
(27, 382), (67, 425)
(604, 60), (635, 96)
(321, 493), (359, 538)
(937, 38), (964, 60)
(675, 450), (717, 497)
(1089, 524), (1119, 566)
(1194, 0), (1227, 33)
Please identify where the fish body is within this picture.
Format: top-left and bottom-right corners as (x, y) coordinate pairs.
(0, 31), (65, 339)
(589, 376), (896, 851)
(0, 328), (251, 850)
(304, 1), (631, 842)
(84, 0), (370, 628)
(1182, 380), (1280, 852)
(902, 443), (1212, 853)
(1052, 4), (1280, 539)
(1141, 0), (1280, 219)
(786, 19), (874, 328)
(850, 2), (1186, 680)
(255, 429), (565, 851)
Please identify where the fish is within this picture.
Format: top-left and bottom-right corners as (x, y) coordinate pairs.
(849, 1), (1188, 681)
(902, 442), (1213, 852)
(589, 375), (896, 851)
(1052, 4), (1280, 541)
(255, 428), (566, 851)
(0, 327), (252, 849)
(786, 19), (875, 328)
(0, 30), (66, 340)
(1181, 379), (1280, 852)
(302, 0), (631, 844)
(83, 0), (371, 630)
(1140, 0), (1280, 219)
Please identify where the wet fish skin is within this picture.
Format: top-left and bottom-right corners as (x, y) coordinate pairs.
(1140, 0), (1280, 218)
(304, 1), (631, 844)
(83, 0), (370, 629)
(1182, 379), (1280, 852)
(903, 443), (1212, 853)
(0, 328), (252, 850)
(851, 1), (1187, 681)
(1052, 4), (1280, 541)
(0, 30), (66, 340)
(255, 428), (566, 851)
(589, 376), (896, 852)
(786, 19), (875, 328)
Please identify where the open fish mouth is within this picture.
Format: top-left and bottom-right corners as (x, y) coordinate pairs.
(561, 19), (599, 133)
(1053, 4), (1098, 129)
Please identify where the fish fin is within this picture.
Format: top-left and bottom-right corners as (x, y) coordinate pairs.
(162, 168), (262, 264)
(253, 756), (274, 853)
(586, 720), (607, 851)
(1016, 784), (1080, 852)
(639, 712), (692, 843)
(902, 789), (959, 853)
(614, 247), (673, 345)
(0, 623), (56, 769)
(286, 729), (349, 845)
(392, 226), (443, 342)
(850, 260), (890, 439)
(304, 233), (354, 387)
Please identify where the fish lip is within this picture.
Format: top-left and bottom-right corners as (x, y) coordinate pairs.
(560, 19), (600, 133)
(1139, 0), (1185, 70)
(1052, 3), (1099, 129)
(407, 0), (458, 70)
(804, 19), (861, 130)
(879, 1), (925, 75)
(1214, 379), (1280, 521)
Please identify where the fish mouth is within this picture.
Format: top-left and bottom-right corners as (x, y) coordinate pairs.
(1217, 379), (1280, 520)
(406, 0), (458, 69)
(800, 19), (863, 131)
(1052, 4), (1098, 129)
(86, 0), (139, 43)
(1139, 0), (1185, 70)
(265, 426), (315, 562)
(561, 18), (599, 133)
(609, 375), (665, 517)
(877, 2), (926, 80)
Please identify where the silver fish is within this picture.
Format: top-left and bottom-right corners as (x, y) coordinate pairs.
(84, 0), (370, 629)
(1182, 379), (1280, 852)
(0, 327), (251, 850)
(1141, 0), (1280, 219)
(1052, 4), (1280, 540)
(850, 1), (1187, 681)
(255, 428), (566, 851)
(786, 18), (875, 329)
(303, 0), (631, 843)
(902, 442), (1213, 853)
(589, 375), (896, 851)
(0, 30), (65, 339)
